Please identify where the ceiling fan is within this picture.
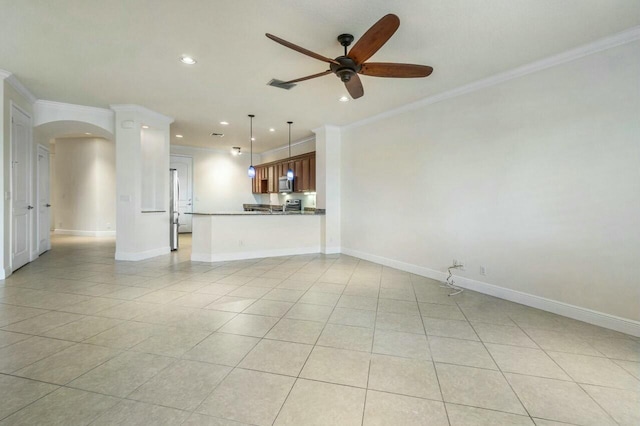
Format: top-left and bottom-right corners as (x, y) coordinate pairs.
(266, 14), (433, 100)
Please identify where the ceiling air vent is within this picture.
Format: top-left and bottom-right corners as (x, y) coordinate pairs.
(210, 132), (224, 137)
(267, 79), (296, 90)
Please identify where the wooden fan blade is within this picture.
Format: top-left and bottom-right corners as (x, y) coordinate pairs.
(360, 62), (433, 78)
(266, 33), (340, 65)
(348, 14), (400, 65)
(282, 70), (332, 84)
(345, 73), (364, 99)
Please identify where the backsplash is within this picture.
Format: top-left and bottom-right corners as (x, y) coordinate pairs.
(259, 192), (317, 210)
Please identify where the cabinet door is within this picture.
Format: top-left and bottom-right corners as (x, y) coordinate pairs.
(309, 156), (316, 191)
(301, 157), (310, 191)
(268, 166), (275, 193)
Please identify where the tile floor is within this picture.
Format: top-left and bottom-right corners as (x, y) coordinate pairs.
(0, 234), (638, 425)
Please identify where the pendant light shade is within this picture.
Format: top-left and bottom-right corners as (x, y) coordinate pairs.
(247, 114), (255, 178)
(286, 121), (294, 181)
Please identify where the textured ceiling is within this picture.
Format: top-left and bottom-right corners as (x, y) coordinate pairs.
(1, 0), (638, 152)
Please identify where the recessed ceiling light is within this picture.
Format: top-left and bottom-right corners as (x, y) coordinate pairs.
(141, 125), (149, 129)
(339, 96), (349, 102)
(175, 134), (183, 138)
(84, 132), (92, 135)
(251, 137), (255, 141)
(180, 55), (197, 65)
(220, 121), (229, 125)
(269, 128), (275, 132)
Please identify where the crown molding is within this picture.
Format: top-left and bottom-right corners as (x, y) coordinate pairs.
(258, 136), (316, 156)
(0, 70), (37, 104)
(343, 25), (640, 131)
(35, 99), (113, 116)
(110, 104), (174, 124)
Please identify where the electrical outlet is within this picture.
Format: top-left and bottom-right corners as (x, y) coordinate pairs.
(453, 259), (465, 271)
(480, 266), (487, 276)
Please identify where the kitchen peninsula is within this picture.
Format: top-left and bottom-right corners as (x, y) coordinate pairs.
(189, 210), (325, 262)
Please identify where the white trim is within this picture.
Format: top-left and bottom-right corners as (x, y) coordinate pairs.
(115, 246), (170, 261)
(1, 267), (12, 280)
(54, 229), (116, 237)
(343, 26), (640, 131)
(34, 99), (113, 117)
(109, 104), (174, 124)
(321, 246), (341, 255)
(341, 247), (640, 338)
(2, 73), (37, 104)
(191, 246), (321, 262)
(258, 136), (316, 156)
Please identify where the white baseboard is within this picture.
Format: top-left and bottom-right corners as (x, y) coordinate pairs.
(54, 229), (116, 237)
(321, 246), (342, 255)
(115, 246), (170, 261)
(0, 267), (11, 280)
(192, 246), (322, 263)
(341, 247), (640, 338)
(29, 250), (39, 262)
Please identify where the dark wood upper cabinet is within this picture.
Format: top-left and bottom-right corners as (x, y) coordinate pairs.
(251, 151), (316, 194)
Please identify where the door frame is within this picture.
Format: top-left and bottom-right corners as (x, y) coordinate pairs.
(9, 101), (34, 271)
(36, 143), (51, 254)
(169, 153), (194, 233)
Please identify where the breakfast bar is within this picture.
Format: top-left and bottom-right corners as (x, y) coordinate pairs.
(189, 211), (325, 262)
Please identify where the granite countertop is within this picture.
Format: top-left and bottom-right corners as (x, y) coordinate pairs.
(188, 210), (325, 216)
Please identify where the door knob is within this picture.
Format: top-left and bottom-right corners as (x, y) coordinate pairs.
(27, 205), (34, 210)
(45, 204), (51, 207)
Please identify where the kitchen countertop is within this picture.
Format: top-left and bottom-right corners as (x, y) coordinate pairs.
(188, 211), (324, 216)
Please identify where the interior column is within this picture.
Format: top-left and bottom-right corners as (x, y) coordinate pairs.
(314, 125), (341, 254)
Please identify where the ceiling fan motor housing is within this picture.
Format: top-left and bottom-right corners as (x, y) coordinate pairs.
(331, 56), (361, 82)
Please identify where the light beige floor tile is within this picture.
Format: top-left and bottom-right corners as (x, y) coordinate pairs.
(376, 311), (424, 334)
(265, 318), (324, 344)
(0, 329), (30, 348)
(130, 359), (230, 410)
(131, 326), (210, 357)
(0, 336), (74, 373)
(69, 350), (175, 397)
(239, 339), (312, 376)
(104, 286), (153, 300)
(274, 379), (365, 426)
(243, 299), (294, 317)
(0, 374), (59, 420)
(436, 363), (526, 415)
(262, 288), (304, 302)
(459, 305), (515, 326)
(342, 284), (379, 298)
(423, 318), (479, 340)
(84, 321), (163, 349)
(277, 279), (314, 291)
(373, 329), (430, 359)
(613, 359), (640, 380)
(524, 327), (602, 356)
(228, 286), (271, 299)
(330, 307), (376, 328)
(42, 316), (123, 342)
(96, 300), (161, 320)
(184, 332), (260, 366)
(582, 384), (640, 426)
(430, 336), (497, 369)
(418, 302), (466, 320)
(163, 280), (209, 292)
(285, 303), (333, 322)
(183, 413), (249, 425)
(368, 354), (441, 399)
(446, 403), (535, 425)
(0, 305), (49, 328)
(486, 343), (571, 380)
(364, 390), (448, 426)
(199, 368), (295, 426)
(473, 322), (538, 348)
(505, 373), (616, 425)
(135, 289), (188, 304)
(378, 298), (419, 315)
(379, 287), (416, 301)
(301, 345), (370, 387)
(133, 305), (197, 326)
(205, 296), (257, 313)
(589, 337), (640, 362)
(317, 323), (374, 352)
(246, 277), (284, 288)
(298, 291), (341, 307)
(60, 297), (124, 315)
(2, 311), (83, 334)
(169, 292), (222, 308)
(0, 387), (119, 426)
(196, 283), (239, 296)
(14, 343), (118, 384)
(174, 309), (236, 331)
(337, 295), (378, 311)
(548, 351), (640, 390)
(218, 314), (279, 337)
(91, 399), (190, 425)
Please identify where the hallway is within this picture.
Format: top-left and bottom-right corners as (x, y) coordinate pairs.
(0, 235), (638, 425)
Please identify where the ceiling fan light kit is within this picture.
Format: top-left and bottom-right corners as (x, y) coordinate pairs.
(266, 13), (433, 99)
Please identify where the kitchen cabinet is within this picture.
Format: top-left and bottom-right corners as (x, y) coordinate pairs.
(251, 151), (316, 194)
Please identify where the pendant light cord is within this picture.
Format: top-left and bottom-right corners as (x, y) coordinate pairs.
(287, 121), (293, 167)
(249, 114), (254, 166)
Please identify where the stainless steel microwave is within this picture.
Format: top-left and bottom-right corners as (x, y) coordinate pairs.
(278, 176), (293, 193)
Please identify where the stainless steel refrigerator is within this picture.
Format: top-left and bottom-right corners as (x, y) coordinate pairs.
(169, 169), (179, 251)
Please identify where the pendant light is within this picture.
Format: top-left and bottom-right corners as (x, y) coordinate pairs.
(286, 121), (294, 181)
(247, 114), (256, 178)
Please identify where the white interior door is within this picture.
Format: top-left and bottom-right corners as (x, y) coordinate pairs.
(37, 145), (51, 254)
(11, 105), (32, 271)
(170, 155), (193, 232)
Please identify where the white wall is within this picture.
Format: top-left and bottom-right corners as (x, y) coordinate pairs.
(341, 41), (640, 323)
(170, 146), (262, 212)
(51, 137), (115, 235)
